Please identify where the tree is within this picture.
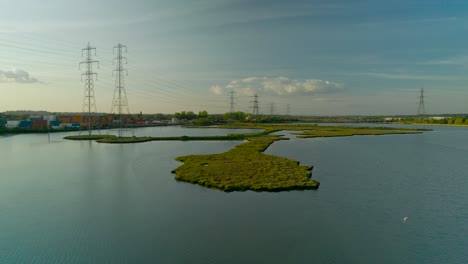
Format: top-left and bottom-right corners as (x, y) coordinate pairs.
(186, 111), (196, 120)
(180, 111), (187, 120)
(454, 117), (465, 125)
(194, 118), (212, 126)
(224, 111), (246, 121)
(154, 113), (165, 120)
(198, 110), (208, 118)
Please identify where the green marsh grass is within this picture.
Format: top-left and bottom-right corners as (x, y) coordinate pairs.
(172, 135), (319, 192)
(64, 135), (116, 140)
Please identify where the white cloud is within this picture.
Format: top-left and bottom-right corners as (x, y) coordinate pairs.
(423, 55), (468, 66)
(241, 77), (259, 83)
(226, 80), (240, 89)
(209, 85), (223, 95)
(210, 76), (344, 96)
(0, 69), (39, 83)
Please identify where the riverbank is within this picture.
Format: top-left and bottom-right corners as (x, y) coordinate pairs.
(401, 123), (468, 127)
(0, 128), (80, 134)
(93, 130), (277, 143)
(64, 135), (116, 140)
(293, 126), (425, 138)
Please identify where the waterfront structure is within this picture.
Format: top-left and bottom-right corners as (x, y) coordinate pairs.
(5, 120), (20, 128)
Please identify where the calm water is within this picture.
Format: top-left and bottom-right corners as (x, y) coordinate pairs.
(0, 125), (467, 263)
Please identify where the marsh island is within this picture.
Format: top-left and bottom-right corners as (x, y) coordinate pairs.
(64, 124), (427, 192)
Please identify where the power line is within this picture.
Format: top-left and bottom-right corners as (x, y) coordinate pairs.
(0, 32), (242, 113)
(79, 42), (99, 136)
(0, 34), (206, 97)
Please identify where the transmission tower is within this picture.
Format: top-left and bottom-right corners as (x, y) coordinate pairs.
(269, 102), (276, 115)
(417, 88), (425, 116)
(250, 94), (259, 116)
(79, 42), (99, 136)
(111, 43), (132, 137)
(229, 90), (236, 113)
(286, 104), (291, 116)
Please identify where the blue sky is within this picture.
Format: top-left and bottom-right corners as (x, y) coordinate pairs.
(1, 0), (468, 115)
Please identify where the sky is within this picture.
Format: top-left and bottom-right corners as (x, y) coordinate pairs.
(1, 0), (468, 115)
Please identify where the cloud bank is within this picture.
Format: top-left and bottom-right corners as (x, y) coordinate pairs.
(209, 85), (223, 95)
(210, 77), (344, 96)
(0, 69), (39, 83)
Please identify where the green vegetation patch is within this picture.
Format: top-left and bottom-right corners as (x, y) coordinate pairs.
(218, 123), (319, 131)
(218, 123), (426, 138)
(64, 134), (116, 140)
(293, 126), (424, 138)
(94, 129), (280, 144)
(91, 124), (425, 144)
(95, 136), (153, 143)
(172, 135), (319, 192)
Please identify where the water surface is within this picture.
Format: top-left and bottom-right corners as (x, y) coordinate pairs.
(0, 125), (466, 263)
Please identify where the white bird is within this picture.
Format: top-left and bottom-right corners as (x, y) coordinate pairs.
(403, 217), (408, 222)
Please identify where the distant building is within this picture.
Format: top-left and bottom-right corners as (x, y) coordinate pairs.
(431, 116), (450, 120)
(384, 117), (401, 122)
(18, 121), (33, 128)
(5, 120), (20, 128)
(71, 115), (82, 123)
(50, 120), (61, 129)
(62, 123), (80, 128)
(43, 115), (57, 122)
(0, 117), (6, 127)
(31, 119), (47, 129)
(58, 117), (72, 123)
(171, 117), (180, 124)
(29, 114), (41, 119)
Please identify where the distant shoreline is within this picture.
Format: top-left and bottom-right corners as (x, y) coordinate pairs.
(395, 123), (468, 127)
(0, 128), (80, 134)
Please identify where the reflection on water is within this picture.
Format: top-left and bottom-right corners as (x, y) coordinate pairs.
(0, 125), (467, 263)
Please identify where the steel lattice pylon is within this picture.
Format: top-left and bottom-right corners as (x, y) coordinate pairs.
(251, 94), (259, 116)
(269, 102), (275, 115)
(79, 42), (99, 136)
(229, 90), (236, 113)
(417, 88), (425, 116)
(110, 43), (133, 137)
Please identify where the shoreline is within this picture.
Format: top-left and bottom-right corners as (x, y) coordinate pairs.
(404, 123), (468, 127)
